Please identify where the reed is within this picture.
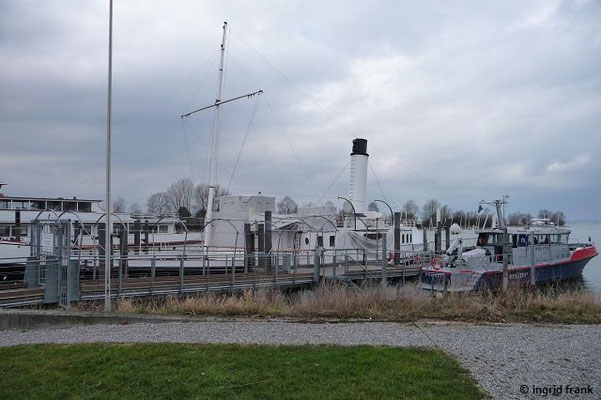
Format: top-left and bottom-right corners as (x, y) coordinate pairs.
(93, 283), (601, 324)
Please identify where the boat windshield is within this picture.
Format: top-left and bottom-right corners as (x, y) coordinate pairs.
(476, 232), (504, 247)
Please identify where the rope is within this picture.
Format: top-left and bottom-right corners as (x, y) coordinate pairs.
(180, 121), (195, 182)
(230, 27), (471, 203)
(226, 96), (261, 193)
(317, 161), (349, 204)
(369, 162), (387, 202)
(264, 95), (321, 202)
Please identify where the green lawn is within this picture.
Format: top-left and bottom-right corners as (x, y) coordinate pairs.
(0, 343), (485, 399)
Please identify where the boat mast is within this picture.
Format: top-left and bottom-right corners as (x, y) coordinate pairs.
(204, 21), (228, 250)
(104, 0), (114, 312)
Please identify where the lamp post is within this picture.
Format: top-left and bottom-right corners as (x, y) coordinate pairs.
(104, 0), (114, 313)
(374, 199), (393, 224)
(337, 196), (356, 230)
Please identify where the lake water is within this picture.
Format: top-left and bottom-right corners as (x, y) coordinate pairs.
(569, 221), (601, 292)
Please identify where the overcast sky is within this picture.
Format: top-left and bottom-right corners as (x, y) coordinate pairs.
(1, 0), (600, 219)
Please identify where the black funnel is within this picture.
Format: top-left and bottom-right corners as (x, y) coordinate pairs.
(351, 138), (368, 156)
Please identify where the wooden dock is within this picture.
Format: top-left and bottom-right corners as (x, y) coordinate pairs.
(0, 255), (423, 307)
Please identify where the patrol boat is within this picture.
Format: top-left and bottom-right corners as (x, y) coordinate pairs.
(421, 200), (598, 292)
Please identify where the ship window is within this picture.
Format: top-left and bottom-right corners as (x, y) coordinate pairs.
(0, 225), (10, 236)
(0, 200), (8, 209)
(48, 201), (61, 211)
(304, 237), (309, 245)
(329, 235), (335, 247)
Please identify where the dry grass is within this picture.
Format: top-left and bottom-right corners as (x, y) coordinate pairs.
(82, 282), (601, 324)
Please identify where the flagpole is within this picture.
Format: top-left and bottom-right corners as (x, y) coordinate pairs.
(104, 0), (113, 312)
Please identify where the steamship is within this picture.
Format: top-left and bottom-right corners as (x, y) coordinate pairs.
(0, 183), (202, 265)
(203, 138), (419, 264)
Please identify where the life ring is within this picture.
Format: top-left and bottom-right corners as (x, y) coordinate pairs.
(431, 257), (442, 270)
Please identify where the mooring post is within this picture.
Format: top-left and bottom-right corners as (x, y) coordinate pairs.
(502, 227), (509, 292)
(394, 212), (401, 265)
(445, 224), (451, 251)
(264, 211), (272, 272)
(257, 223), (265, 270)
(529, 232), (536, 286)
(435, 223), (441, 254)
(143, 220), (149, 254)
(133, 220), (140, 255)
(120, 227), (128, 278)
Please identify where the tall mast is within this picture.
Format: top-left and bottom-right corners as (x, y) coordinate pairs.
(104, 0), (114, 312)
(204, 21), (228, 249)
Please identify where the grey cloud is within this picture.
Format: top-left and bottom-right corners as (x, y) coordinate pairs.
(1, 0), (600, 219)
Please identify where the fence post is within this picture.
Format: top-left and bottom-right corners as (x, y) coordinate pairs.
(313, 251), (320, 283)
(442, 273), (448, 297)
(118, 254), (122, 297)
(502, 227), (509, 292)
(274, 254), (279, 285)
(67, 260), (80, 305)
(150, 256), (156, 295)
(381, 237), (387, 286)
(231, 255), (236, 288)
(179, 256), (185, 295)
(24, 257), (40, 287)
(205, 258), (210, 292)
(332, 251), (337, 280)
(43, 258), (59, 304)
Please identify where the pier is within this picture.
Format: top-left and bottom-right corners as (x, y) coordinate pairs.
(0, 249), (423, 308)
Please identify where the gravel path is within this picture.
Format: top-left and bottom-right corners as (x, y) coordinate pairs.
(1, 320), (599, 399)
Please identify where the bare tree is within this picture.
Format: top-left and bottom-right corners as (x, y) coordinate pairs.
(421, 199), (441, 225)
(277, 196), (298, 214)
(129, 202), (142, 214)
(167, 179), (195, 212)
(112, 197), (126, 213)
(147, 192), (172, 215)
(402, 200), (419, 220)
(508, 211), (532, 226)
(538, 209), (566, 225)
(194, 183), (229, 213)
